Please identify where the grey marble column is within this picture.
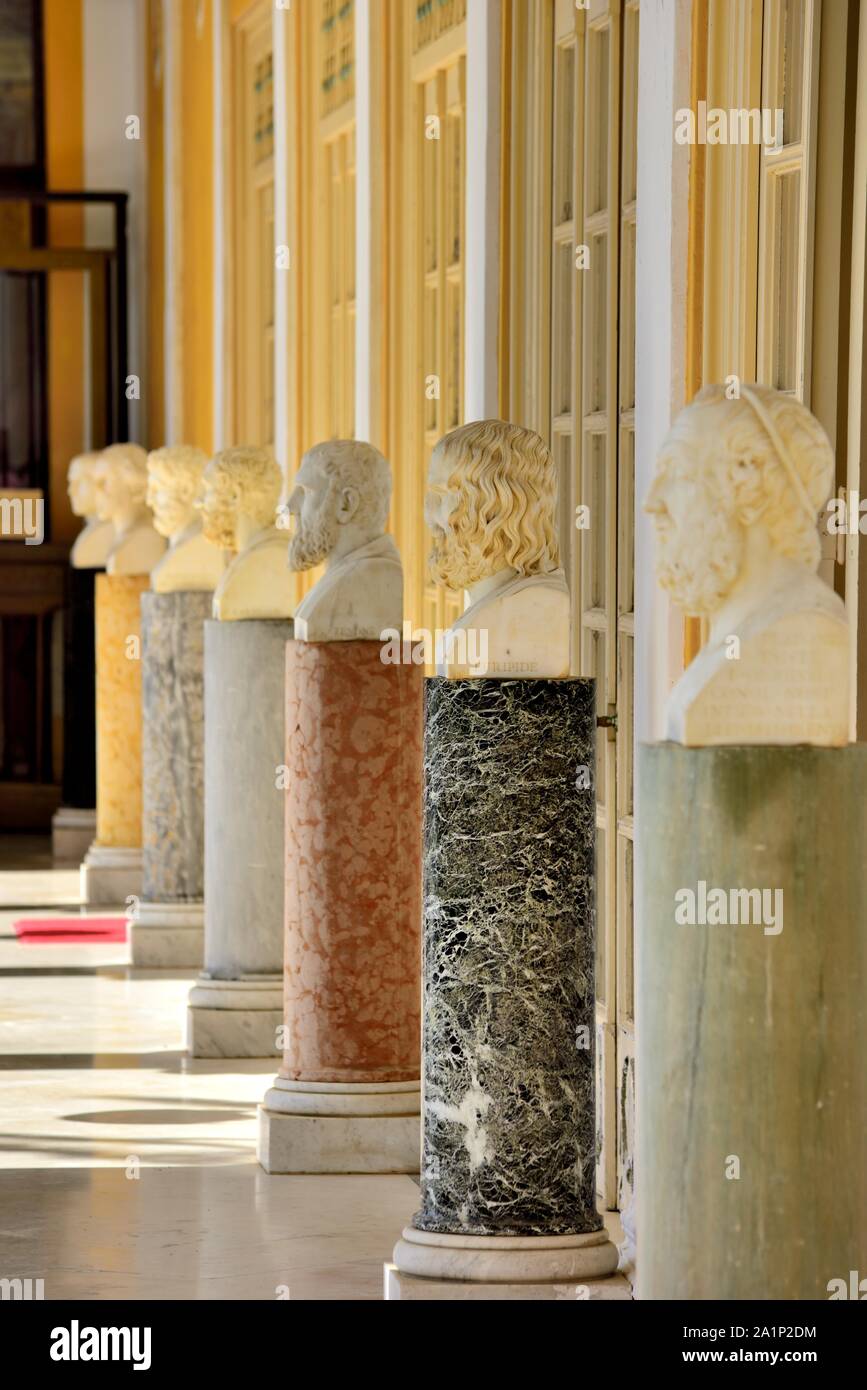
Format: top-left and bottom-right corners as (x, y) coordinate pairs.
(389, 677), (620, 1296)
(187, 619), (293, 1057)
(637, 743), (867, 1300)
(133, 591), (211, 967)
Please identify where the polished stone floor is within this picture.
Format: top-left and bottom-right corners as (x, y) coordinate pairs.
(0, 834), (624, 1301)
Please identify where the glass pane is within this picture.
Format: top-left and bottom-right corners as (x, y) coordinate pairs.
(587, 432), (607, 609)
(0, 0), (39, 167)
(447, 280), (461, 430)
(554, 42), (576, 225)
(619, 220), (636, 411)
(618, 836), (634, 1022)
(552, 242), (574, 418)
(591, 630), (606, 806)
(781, 0), (805, 146)
(448, 111), (462, 266)
(0, 270), (46, 489)
(618, 427), (635, 616)
(586, 233), (607, 413)
(554, 431), (573, 582)
(595, 824), (606, 1005)
(773, 171), (800, 392)
(424, 287), (438, 433)
(586, 26), (609, 217)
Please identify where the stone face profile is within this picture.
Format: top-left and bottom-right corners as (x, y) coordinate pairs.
(424, 419), (570, 677)
(68, 451), (115, 569)
(645, 382), (848, 745)
(96, 443), (167, 577)
(201, 446), (294, 620)
(286, 439), (403, 641)
(146, 445), (227, 594)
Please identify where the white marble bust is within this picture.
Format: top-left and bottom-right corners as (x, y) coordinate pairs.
(286, 439), (403, 642)
(68, 451), (115, 568)
(96, 443), (167, 577)
(645, 383), (848, 745)
(201, 446), (294, 621)
(425, 419), (570, 678)
(146, 445), (227, 594)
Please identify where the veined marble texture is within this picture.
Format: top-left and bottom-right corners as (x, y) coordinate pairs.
(281, 640), (423, 1084)
(141, 592), (211, 901)
(204, 619), (293, 978)
(415, 677), (599, 1238)
(94, 574), (149, 847)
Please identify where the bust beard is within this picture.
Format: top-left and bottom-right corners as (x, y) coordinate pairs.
(655, 506), (744, 616)
(428, 526), (498, 591)
(288, 508), (338, 571)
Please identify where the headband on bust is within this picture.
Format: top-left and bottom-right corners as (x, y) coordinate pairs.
(739, 386), (818, 525)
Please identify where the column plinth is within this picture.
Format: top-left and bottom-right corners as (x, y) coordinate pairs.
(386, 677), (621, 1299)
(133, 591), (210, 967)
(636, 743), (867, 1300)
(81, 574), (148, 904)
(187, 619), (292, 1057)
(257, 639), (423, 1173)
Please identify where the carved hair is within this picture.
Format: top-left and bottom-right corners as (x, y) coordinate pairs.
(68, 451), (103, 483)
(303, 439), (392, 531)
(205, 446), (283, 529)
(146, 445), (209, 505)
(99, 443), (149, 506)
(688, 384), (833, 569)
(436, 419), (560, 576)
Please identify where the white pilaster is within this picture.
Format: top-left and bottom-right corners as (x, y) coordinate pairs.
(162, 0), (182, 444)
(213, 0), (228, 452)
(464, 0), (501, 421)
(273, 0), (291, 476)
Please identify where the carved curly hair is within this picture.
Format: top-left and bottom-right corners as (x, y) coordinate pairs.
(690, 384), (834, 569)
(146, 445), (209, 506)
(436, 420), (560, 577)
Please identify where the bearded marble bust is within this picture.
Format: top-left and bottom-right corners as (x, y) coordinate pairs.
(147, 445), (227, 594)
(645, 383), (848, 745)
(201, 446), (294, 621)
(97, 443), (167, 576)
(425, 419), (570, 678)
(68, 451), (115, 568)
(286, 439), (403, 642)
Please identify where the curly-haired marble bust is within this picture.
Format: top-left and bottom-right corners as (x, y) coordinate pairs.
(146, 445), (226, 594)
(68, 451), (115, 569)
(286, 439), (403, 641)
(95, 442), (167, 577)
(645, 383), (848, 745)
(425, 419), (570, 677)
(201, 446), (293, 620)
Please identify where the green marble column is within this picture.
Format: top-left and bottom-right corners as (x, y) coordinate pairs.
(637, 743), (867, 1300)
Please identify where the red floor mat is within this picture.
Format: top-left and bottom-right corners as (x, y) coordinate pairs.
(12, 916), (127, 944)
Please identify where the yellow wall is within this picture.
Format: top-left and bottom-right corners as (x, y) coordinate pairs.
(146, 0), (165, 449)
(43, 0), (84, 546)
(179, 0), (215, 452)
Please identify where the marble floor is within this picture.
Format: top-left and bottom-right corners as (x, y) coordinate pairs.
(0, 834), (624, 1301)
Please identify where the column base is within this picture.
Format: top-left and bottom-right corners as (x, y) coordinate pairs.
(186, 976), (282, 1058)
(80, 843), (142, 905)
(389, 1226), (621, 1296)
(52, 807), (96, 865)
(257, 1078), (420, 1173)
(131, 902), (203, 968)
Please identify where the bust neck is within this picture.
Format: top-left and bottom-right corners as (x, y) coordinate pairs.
(707, 533), (813, 647)
(464, 565), (519, 612)
(234, 512), (262, 553)
(113, 502), (148, 537)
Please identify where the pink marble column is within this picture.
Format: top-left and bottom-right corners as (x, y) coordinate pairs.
(258, 639), (423, 1172)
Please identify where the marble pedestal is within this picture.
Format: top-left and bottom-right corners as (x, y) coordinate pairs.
(258, 640), (423, 1174)
(81, 574), (148, 905)
(637, 744), (867, 1301)
(187, 619), (292, 1057)
(387, 678), (618, 1298)
(53, 567), (98, 864)
(133, 591), (210, 967)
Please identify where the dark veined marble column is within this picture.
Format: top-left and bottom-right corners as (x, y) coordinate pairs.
(389, 677), (620, 1295)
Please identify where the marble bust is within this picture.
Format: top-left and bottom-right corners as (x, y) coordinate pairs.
(645, 382), (848, 745)
(68, 451), (115, 568)
(286, 439), (403, 641)
(425, 419), (570, 677)
(146, 445), (227, 594)
(200, 446), (294, 621)
(96, 443), (167, 577)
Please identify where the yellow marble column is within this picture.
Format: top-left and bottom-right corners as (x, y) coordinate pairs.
(81, 574), (149, 903)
